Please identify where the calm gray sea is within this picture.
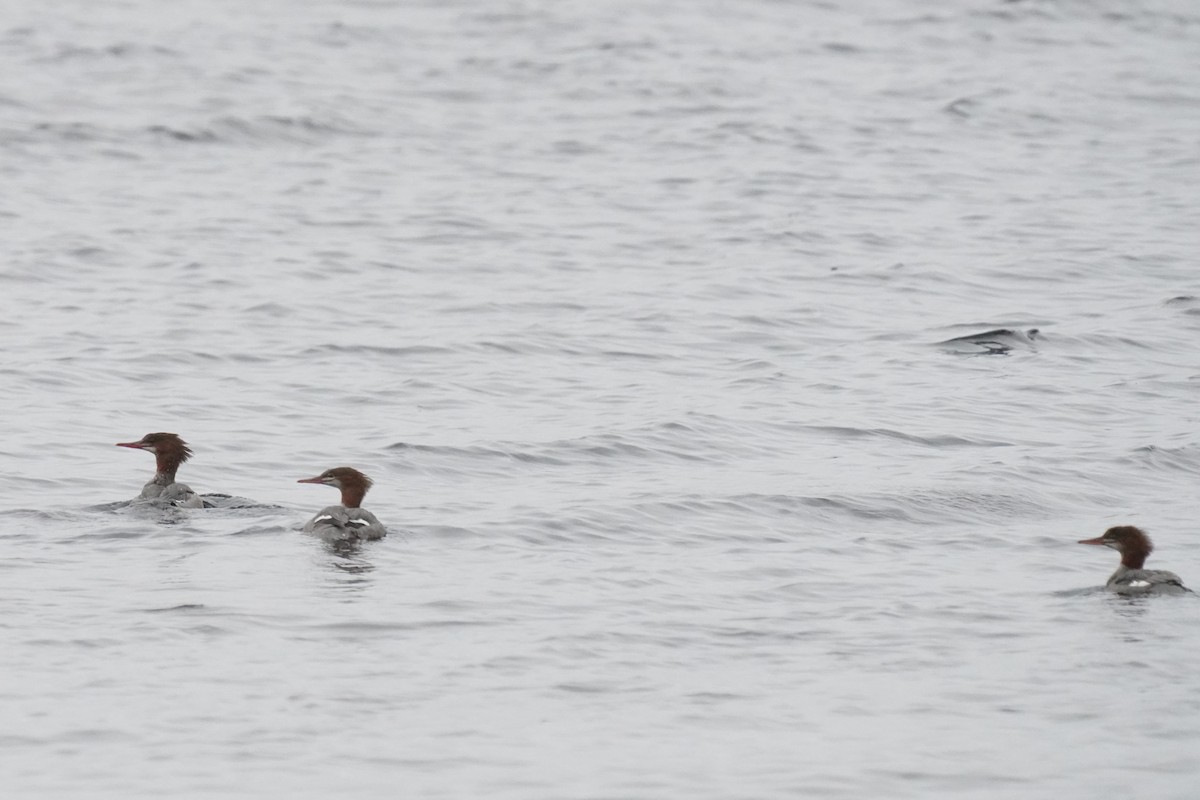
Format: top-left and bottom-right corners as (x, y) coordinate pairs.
(2, 0), (1199, 797)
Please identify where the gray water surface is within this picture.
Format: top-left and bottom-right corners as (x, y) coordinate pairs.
(3, 0), (1200, 797)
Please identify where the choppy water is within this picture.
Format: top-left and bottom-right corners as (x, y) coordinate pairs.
(3, 0), (1200, 797)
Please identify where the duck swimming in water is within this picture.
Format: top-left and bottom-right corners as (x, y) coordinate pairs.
(297, 466), (387, 541)
(1078, 525), (1189, 594)
(115, 432), (204, 508)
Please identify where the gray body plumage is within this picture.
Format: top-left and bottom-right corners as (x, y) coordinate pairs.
(1107, 565), (1189, 595)
(303, 505), (387, 541)
(139, 477), (204, 509)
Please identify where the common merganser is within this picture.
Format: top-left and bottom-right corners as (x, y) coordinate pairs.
(1078, 525), (1189, 594)
(116, 432), (204, 508)
(297, 467), (387, 541)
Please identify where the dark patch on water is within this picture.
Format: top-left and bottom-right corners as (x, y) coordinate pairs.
(938, 328), (1040, 355)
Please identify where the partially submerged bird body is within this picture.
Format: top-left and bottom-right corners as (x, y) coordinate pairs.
(297, 467), (386, 541)
(1078, 525), (1189, 595)
(303, 505), (386, 542)
(116, 432), (204, 509)
(1104, 564), (1187, 594)
(140, 476), (204, 507)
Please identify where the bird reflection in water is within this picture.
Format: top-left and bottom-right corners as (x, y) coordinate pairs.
(323, 538), (376, 583)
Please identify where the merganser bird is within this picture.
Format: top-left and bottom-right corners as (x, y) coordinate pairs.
(297, 467), (387, 541)
(116, 432), (204, 508)
(1078, 525), (1189, 594)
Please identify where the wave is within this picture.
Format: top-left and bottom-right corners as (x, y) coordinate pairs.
(936, 327), (1041, 355)
(476, 487), (1063, 545)
(2, 114), (374, 149)
(388, 421), (726, 472)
